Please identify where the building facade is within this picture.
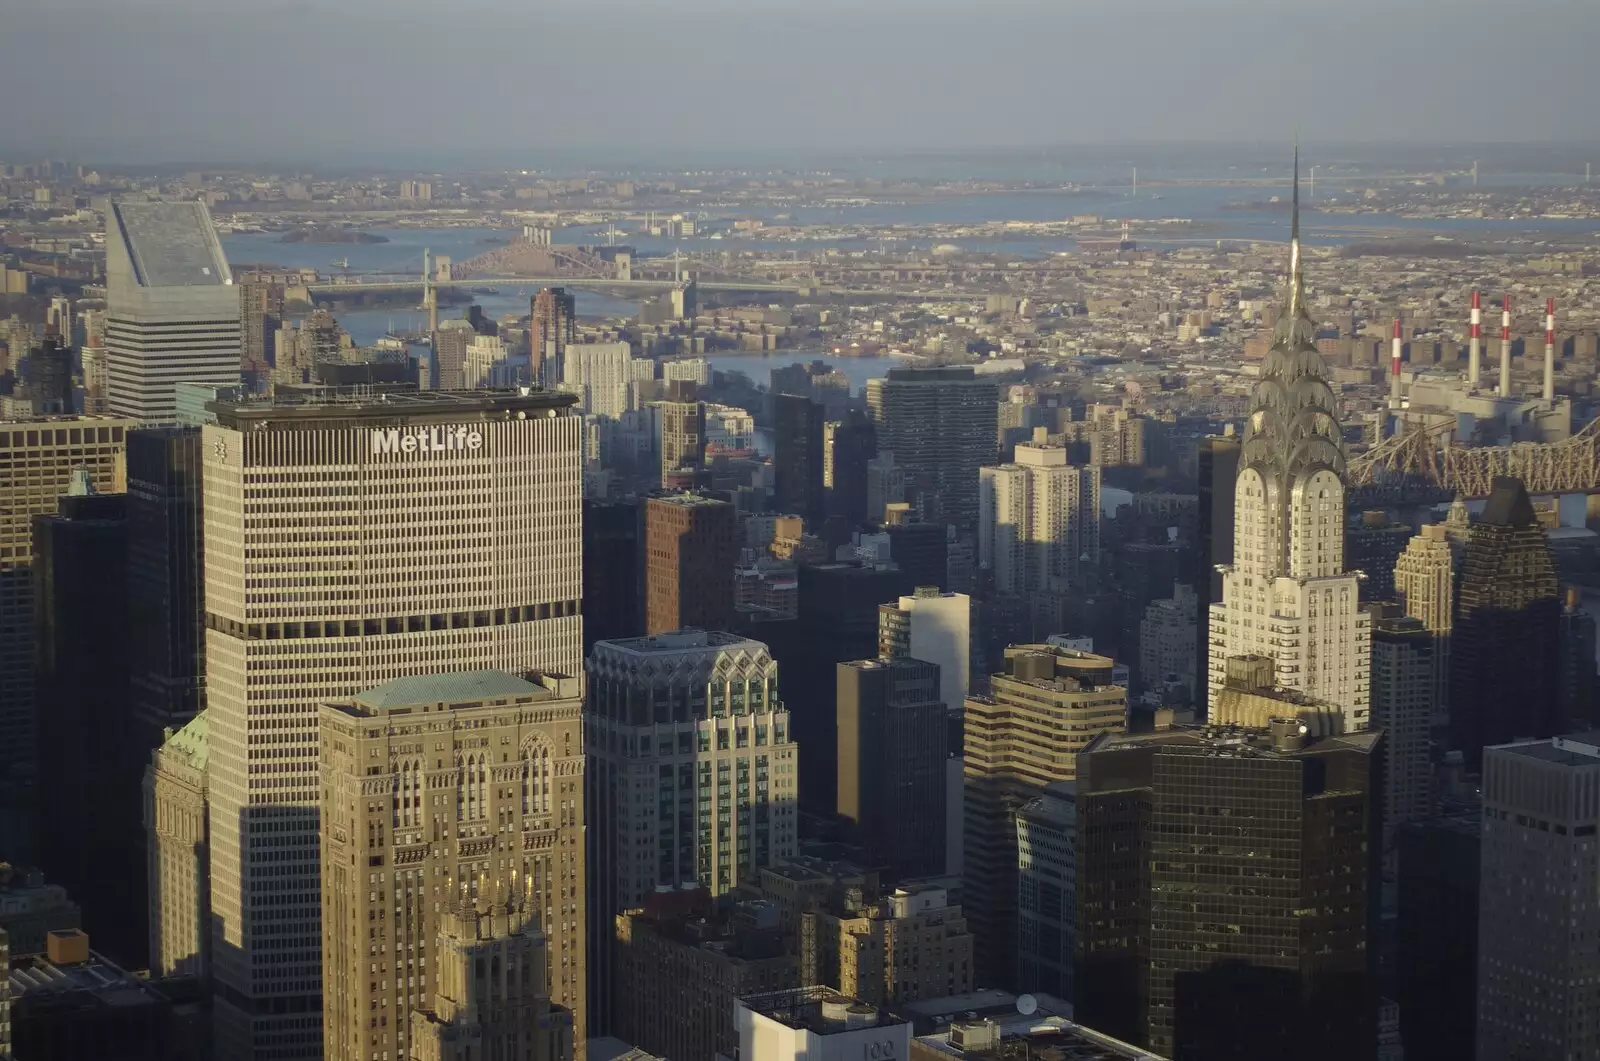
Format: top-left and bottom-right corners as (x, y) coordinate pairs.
(1477, 734), (1600, 1060)
(561, 343), (639, 421)
(1208, 181), (1370, 730)
(1015, 781), (1075, 1001)
(1370, 610), (1435, 849)
(318, 671), (584, 1061)
(1393, 523), (1455, 729)
(143, 714), (209, 980)
(643, 494), (736, 635)
(866, 367), (998, 533)
(126, 427), (207, 749)
(531, 288), (576, 387)
(801, 885), (974, 1008)
(585, 631), (798, 1034)
(773, 394), (824, 527)
(105, 200), (242, 422)
(0, 415), (131, 859)
(1451, 477), (1560, 770)
(1077, 720), (1382, 1059)
(979, 441), (1100, 596)
(201, 390), (583, 1060)
(836, 659), (948, 881)
(963, 644), (1125, 989)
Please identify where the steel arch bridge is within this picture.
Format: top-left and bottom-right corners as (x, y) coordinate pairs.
(1348, 417), (1600, 500)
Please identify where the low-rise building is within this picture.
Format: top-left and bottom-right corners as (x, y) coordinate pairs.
(735, 987), (911, 1061)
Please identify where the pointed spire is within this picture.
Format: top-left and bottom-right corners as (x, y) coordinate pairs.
(1288, 140), (1304, 318)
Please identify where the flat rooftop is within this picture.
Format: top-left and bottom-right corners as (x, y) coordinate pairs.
(111, 200), (231, 288)
(10, 953), (166, 1012)
(596, 629), (759, 655)
(211, 388), (576, 429)
(741, 986), (907, 1037)
(1493, 732), (1600, 765)
(328, 670), (579, 718)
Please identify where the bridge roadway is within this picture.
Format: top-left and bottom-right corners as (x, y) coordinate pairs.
(1348, 416), (1600, 500)
(304, 275), (956, 300)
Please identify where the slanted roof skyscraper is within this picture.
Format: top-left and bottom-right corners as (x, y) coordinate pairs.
(105, 200), (242, 422)
(1208, 149), (1371, 730)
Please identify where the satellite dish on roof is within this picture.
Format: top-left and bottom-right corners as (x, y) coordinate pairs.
(1016, 994), (1038, 1016)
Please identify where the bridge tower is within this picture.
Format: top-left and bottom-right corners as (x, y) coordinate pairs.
(423, 248), (438, 334)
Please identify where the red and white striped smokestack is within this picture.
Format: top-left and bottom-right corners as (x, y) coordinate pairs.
(1498, 295), (1513, 398)
(1544, 297), (1556, 403)
(1390, 318), (1403, 410)
(1468, 290), (1482, 386)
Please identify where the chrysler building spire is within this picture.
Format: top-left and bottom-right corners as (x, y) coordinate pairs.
(1209, 145), (1370, 732)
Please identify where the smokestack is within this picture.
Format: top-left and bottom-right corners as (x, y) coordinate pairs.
(1544, 297), (1556, 403)
(1468, 290), (1482, 386)
(1390, 318), (1403, 406)
(1498, 295), (1512, 398)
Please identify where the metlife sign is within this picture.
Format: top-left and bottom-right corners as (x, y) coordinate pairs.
(371, 425), (484, 456)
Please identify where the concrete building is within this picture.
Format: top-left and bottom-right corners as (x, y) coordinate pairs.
(802, 885), (974, 1008)
(0, 415), (131, 858)
(318, 671), (584, 1061)
(963, 644), (1125, 989)
(407, 890), (574, 1061)
(1208, 190), (1370, 731)
(1393, 523), (1456, 728)
(585, 630), (798, 1034)
(1451, 478), (1561, 770)
(877, 589), (971, 875)
(661, 358), (709, 387)
(105, 200), (241, 422)
(1138, 582), (1198, 703)
(562, 342), (637, 421)
(1370, 610), (1436, 850)
(734, 987), (911, 1061)
(614, 895), (796, 1061)
(836, 659), (948, 881)
(8, 931), (178, 1061)
(1477, 733), (1600, 1060)
(201, 390), (583, 1060)
(531, 288), (576, 386)
(643, 494), (736, 635)
(143, 715), (209, 980)
(0, 866), (79, 959)
(910, 1012), (1154, 1061)
(433, 321), (473, 392)
(1014, 781), (1075, 1001)
(657, 401), (707, 488)
(979, 439), (1100, 595)
(867, 367), (998, 533)
(1077, 716), (1383, 1059)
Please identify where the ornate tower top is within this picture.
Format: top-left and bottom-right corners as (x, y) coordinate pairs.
(1241, 145), (1346, 485)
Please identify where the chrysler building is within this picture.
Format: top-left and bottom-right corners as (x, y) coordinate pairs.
(1208, 150), (1371, 731)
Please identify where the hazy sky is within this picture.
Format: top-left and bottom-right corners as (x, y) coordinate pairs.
(2, 0), (1597, 165)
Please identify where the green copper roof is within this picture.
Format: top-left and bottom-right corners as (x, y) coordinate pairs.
(352, 670), (544, 710)
(163, 713), (209, 772)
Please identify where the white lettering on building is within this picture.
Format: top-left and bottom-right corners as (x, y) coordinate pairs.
(371, 426), (484, 456)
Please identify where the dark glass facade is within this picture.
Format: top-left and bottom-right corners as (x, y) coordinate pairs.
(773, 393), (824, 526)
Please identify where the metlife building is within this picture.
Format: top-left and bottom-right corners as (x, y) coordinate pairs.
(198, 389), (585, 1059)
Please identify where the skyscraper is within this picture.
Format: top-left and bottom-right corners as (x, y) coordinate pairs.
(561, 342), (636, 421)
(1347, 509), (1412, 602)
(585, 631), (798, 1034)
(1077, 715), (1382, 1059)
(105, 200), (242, 421)
(1396, 813), (1479, 1061)
(1393, 522), (1455, 728)
(1477, 733), (1600, 1060)
(531, 287), (576, 386)
(1557, 587), (1598, 731)
(1451, 477), (1560, 769)
(1195, 433), (1240, 709)
(963, 643), (1125, 989)
(201, 390), (583, 1060)
(656, 401), (707, 489)
(822, 411), (875, 536)
(0, 415), (132, 860)
(1015, 781), (1075, 1000)
(239, 278), (285, 374)
(143, 715), (209, 980)
(1369, 609), (1435, 849)
(643, 493), (736, 635)
(773, 394), (824, 527)
(433, 321), (473, 392)
(582, 499), (642, 652)
(31, 481), (143, 968)
(126, 427), (206, 751)
(836, 658), (947, 881)
(866, 367), (998, 532)
(978, 439), (1101, 596)
(1208, 156), (1371, 731)
(318, 670), (584, 1061)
